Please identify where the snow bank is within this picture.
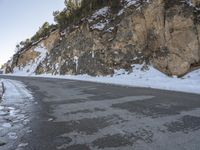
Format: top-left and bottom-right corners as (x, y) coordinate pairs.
(3, 79), (33, 101)
(0, 80), (4, 100)
(42, 65), (200, 94)
(0, 79), (34, 148)
(5, 65), (200, 94)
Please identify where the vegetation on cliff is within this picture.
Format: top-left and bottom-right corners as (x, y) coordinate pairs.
(54, 0), (122, 30)
(15, 0), (122, 53)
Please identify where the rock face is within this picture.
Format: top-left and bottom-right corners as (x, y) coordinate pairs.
(150, 0), (200, 76)
(4, 0), (200, 77)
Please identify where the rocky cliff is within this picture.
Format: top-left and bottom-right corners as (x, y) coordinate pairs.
(3, 0), (200, 77)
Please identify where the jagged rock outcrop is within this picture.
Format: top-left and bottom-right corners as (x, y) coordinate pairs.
(150, 0), (200, 76)
(4, 0), (200, 77)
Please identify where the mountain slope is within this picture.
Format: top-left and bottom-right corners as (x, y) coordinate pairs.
(3, 0), (200, 77)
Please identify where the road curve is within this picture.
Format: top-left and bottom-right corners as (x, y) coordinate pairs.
(0, 75), (200, 150)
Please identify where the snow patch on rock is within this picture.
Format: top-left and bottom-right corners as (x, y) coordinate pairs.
(90, 20), (109, 30)
(91, 6), (110, 19)
(13, 45), (48, 75)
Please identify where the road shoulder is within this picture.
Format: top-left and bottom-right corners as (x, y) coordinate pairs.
(0, 80), (5, 101)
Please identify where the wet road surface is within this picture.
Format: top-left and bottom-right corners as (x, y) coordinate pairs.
(0, 75), (200, 150)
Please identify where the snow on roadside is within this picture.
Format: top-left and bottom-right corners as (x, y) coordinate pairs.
(5, 65), (200, 94)
(1, 79), (33, 102)
(0, 80), (4, 100)
(43, 65), (200, 94)
(0, 79), (34, 149)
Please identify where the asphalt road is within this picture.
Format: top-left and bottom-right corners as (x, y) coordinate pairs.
(0, 75), (200, 150)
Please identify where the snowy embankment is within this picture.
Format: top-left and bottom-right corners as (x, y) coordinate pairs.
(0, 80), (4, 100)
(6, 65), (200, 95)
(0, 79), (34, 149)
(40, 65), (200, 94)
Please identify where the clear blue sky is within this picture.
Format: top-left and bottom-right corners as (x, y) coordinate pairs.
(0, 0), (65, 66)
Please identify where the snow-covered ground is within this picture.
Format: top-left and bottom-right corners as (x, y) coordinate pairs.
(0, 80), (4, 100)
(5, 64), (200, 95)
(0, 79), (34, 149)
